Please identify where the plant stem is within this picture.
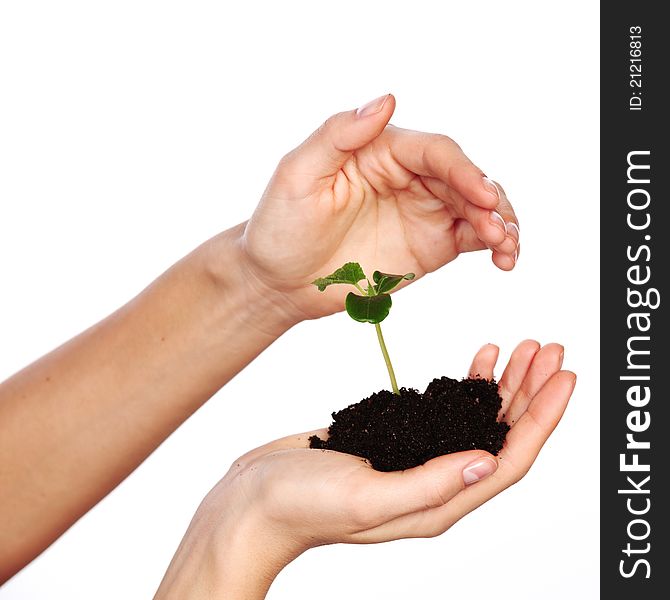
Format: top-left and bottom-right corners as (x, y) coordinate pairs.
(375, 322), (399, 395)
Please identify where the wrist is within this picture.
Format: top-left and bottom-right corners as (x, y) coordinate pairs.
(155, 481), (301, 600)
(210, 505), (300, 599)
(200, 223), (305, 338)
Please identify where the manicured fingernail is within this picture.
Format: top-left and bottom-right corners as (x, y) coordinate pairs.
(489, 211), (506, 233)
(482, 176), (500, 201)
(463, 457), (498, 485)
(506, 222), (520, 245)
(356, 94), (389, 118)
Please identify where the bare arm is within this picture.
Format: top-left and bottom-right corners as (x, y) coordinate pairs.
(0, 225), (296, 581)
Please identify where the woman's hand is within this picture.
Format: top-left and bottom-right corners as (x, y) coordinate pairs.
(155, 341), (574, 599)
(237, 94), (520, 321)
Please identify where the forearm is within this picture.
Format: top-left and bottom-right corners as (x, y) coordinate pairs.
(0, 223), (298, 581)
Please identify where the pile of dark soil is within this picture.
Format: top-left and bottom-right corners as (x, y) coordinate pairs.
(309, 376), (509, 472)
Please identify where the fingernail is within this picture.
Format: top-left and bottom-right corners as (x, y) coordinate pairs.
(482, 176), (500, 201)
(356, 94), (389, 118)
(559, 349), (565, 368)
(506, 222), (520, 245)
(463, 457), (498, 485)
(489, 211), (506, 233)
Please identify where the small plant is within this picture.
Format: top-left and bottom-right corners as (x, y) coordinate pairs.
(312, 262), (415, 395)
(310, 261), (510, 472)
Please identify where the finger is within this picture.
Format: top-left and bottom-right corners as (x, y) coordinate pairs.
(433, 178), (518, 266)
(468, 343), (499, 379)
(387, 127), (499, 210)
(452, 219), (485, 253)
(516, 370), (576, 443)
(505, 343), (564, 425)
(452, 214), (519, 271)
(422, 176), (507, 248)
(384, 127), (521, 263)
(353, 450), (498, 527)
(492, 249), (516, 271)
(278, 94), (395, 188)
(498, 369), (576, 478)
(486, 180), (520, 256)
(498, 340), (541, 418)
(356, 370), (576, 542)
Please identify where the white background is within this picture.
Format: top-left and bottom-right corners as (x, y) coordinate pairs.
(0, 1), (599, 598)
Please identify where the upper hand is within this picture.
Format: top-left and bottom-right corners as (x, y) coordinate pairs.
(240, 94), (520, 321)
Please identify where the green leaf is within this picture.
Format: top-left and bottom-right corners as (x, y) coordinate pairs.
(345, 292), (392, 324)
(372, 270), (415, 294)
(311, 262), (366, 292)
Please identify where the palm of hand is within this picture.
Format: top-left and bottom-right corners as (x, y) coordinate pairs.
(224, 341), (574, 548)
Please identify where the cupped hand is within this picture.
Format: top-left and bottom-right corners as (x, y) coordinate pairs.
(198, 342), (573, 554)
(223, 341), (572, 549)
(156, 342), (574, 597)
(240, 95), (520, 321)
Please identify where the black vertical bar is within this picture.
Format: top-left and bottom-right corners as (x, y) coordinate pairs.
(601, 1), (669, 597)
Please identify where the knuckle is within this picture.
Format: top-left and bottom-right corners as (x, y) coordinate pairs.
(321, 114), (338, 132)
(423, 134), (458, 173)
(508, 463), (531, 485)
(226, 452), (250, 474)
(431, 132), (457, 147)
(424, 480), (453, 510)
(311, 114), (340, 143)
(427, 133), (462, 158)
(421, 522), (448, 539)
(277, 149), (297, 171)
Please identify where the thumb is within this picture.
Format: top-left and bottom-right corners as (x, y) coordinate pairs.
(280, 93), (395, 183)
(361, 450), (499, 526)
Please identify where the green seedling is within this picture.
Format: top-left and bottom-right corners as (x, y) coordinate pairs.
(312, 262), (415, 395)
